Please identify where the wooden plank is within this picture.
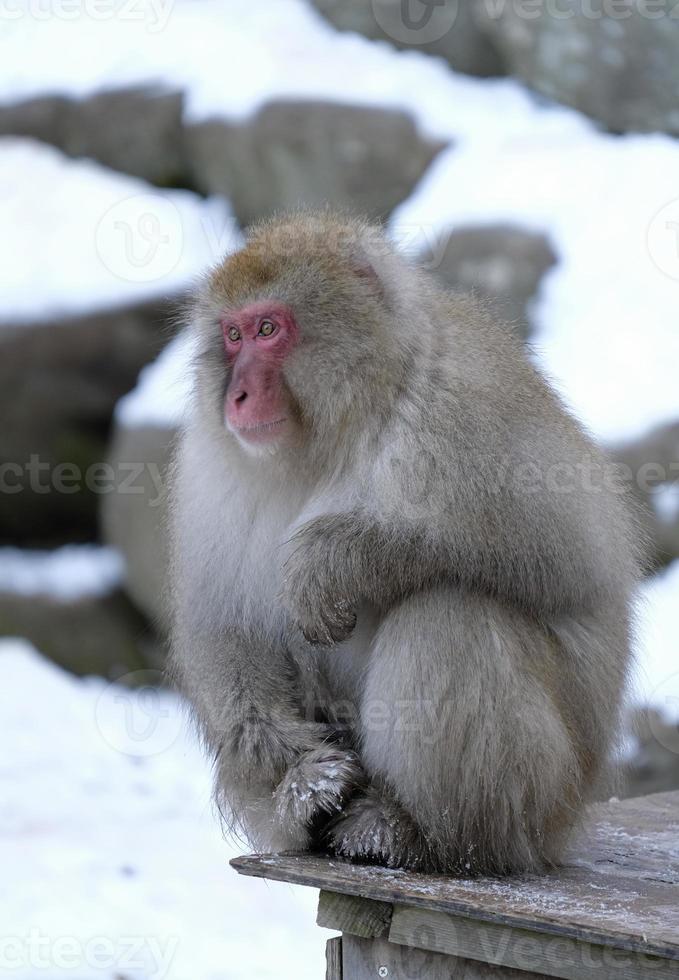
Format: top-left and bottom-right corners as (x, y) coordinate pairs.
(230, 790), (679, 961)
(390, 906), (679, 980)
(326, 936), (343, 980)
(342, 935), (551, 979)
(318, 890), (392, 938)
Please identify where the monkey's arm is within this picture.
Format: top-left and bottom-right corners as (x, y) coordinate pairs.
(171, 624), (331, 785)
(282, 495), (621, 645)
(282, 349), (633, 642)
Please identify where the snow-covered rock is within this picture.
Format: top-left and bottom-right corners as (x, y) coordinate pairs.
(0, 547), (159, 677)
(420, 224), (557, 339)
(393, 132), (679, 445)
(476, 0), (679, 136)
(0, 87), (444, 225)
(0, 138), (232, 320)
(0, 545), (124, 599)
(309, 0), (502, 77)
(0, 86), (185, 187)
(0, 139), (235, 543)
(187, 99), (445, 226)
(0, 0), (589, 139)
(102, 333), (195, 626)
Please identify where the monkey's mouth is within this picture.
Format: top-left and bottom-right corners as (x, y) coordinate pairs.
(231, 418), (289, 443)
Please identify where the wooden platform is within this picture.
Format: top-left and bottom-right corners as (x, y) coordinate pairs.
(232, 790), (679, 979)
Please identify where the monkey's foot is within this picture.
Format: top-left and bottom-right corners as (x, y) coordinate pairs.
(327, 787), (431, 870)
(272, 746), (364, 839)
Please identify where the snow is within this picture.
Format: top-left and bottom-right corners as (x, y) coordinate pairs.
(0, 640), (326, 980)
(0, 139), (237, 320)
(3, 0), (678, 442)
(653, 484), (679, 525)
(0, 545), (124, 600)
(0, 0), (588, 138)
(115, 330), (197, 429)
(393, 133), (679, 445)
(633, 561), (679, 721)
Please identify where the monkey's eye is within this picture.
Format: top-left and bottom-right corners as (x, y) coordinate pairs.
(258, 319), (276, 337)
(227, 326), (241, 342)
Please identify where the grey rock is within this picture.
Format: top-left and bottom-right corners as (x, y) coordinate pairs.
(623, 706), (679, 799)
(0, 587), (160, 680)
(0, 295), (183, 545)
(186, 100), (446, 226)
(101, 424), (176, 631)
(475, 1), (679, 135)
(421, 224), (557, 338)
(310, 0), (503, 76)
(612, 420), (679, 568)
(0, 86), (186, 186)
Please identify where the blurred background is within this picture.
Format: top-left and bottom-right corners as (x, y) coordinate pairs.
(1, 1), (679, 977)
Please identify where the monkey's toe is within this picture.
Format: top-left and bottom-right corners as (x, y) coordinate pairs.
(328, 788), (431, 870)
(272, 747), (364, 838)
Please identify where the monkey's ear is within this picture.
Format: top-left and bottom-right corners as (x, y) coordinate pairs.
(349, 248), (386, 300)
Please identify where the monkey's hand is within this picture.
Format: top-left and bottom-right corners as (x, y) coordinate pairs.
(282, 519), (357, 646)
(225, 700), (334, 786)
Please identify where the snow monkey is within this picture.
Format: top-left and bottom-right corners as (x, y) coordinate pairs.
(169, 211), (641, 874)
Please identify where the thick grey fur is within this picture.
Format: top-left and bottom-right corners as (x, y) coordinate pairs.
(169, 211), (643, 874)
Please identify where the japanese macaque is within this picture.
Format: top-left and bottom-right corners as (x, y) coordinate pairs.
(169, 211), (641, 875)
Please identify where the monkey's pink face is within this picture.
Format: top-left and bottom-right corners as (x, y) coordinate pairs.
(221, 300), (300, 448)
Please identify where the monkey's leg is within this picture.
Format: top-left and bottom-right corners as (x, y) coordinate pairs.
(329, 587), (582, 874)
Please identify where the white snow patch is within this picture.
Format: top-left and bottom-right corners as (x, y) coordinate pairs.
(115, 330), (196, 429)
(0, 0), (589, 139)
(632, 561), (679, 720)
(0, 545), (124, 600)
(653, 483), (679, 525)
(0, 641), (325, 980)
(393, 132), (679, 444)
(0, 138), (237, 320)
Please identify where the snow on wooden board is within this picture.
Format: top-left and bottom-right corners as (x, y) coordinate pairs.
(232, 791), (679, 961)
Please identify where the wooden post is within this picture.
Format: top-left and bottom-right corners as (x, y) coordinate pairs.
(326, 936), (343, 980)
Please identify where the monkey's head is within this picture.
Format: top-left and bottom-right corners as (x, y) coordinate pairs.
(193, 211), (418, 458)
